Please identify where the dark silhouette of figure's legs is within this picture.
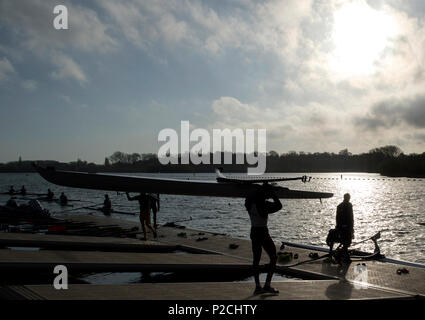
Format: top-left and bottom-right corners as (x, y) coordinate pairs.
(341, 243), (350, 263)
(152, 206), (157, 229)
(329, 242), (334, 255)
(250, 228), (278, 294)
(145, 220), (157, 238)
(140, 212), (157, 240)
(140, 217), (147, 240)
(262, 234), (277, 286)
(251, 237), (262, 289)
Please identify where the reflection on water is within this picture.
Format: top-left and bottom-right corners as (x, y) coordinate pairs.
(1, 172), (424, 264)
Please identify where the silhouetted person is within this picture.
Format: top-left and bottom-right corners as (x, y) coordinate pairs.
(59, 192), (68, 206)
(103, 194), (112, 215)
(327, 193), (354, 264)
(148, 193), (160, 228)
(20, 185), (26, 195)
(8, 186), (15, 195)
(245, 187), (282, 295)
(126, 192), (157, 241)
(47, 189), (54, 201)
(6, 198), (18, 208)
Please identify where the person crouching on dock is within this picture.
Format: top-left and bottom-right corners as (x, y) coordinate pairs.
(245, 187), (282, 295)
(126, 192), (157, 241)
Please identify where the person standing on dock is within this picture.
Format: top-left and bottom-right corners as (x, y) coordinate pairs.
(126, 192), (157, 241)
(328, 193), (354, 263)
(245, 187), (282, 295)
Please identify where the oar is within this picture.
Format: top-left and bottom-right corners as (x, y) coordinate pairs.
(285, 231), (383, 267)
(163, 217), (193, 226)
(351, 231), (381, 247)
(57, 203), (103, 214)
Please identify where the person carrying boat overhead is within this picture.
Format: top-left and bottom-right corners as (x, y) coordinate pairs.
(103, 194), (112, 215)
(245, 186), (282, 295)
(59, 192), (68, 206)
(327, 193), (354, 263)
(126, 192), (157, 241)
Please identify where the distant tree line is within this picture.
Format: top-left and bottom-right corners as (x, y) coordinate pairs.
(0, 145), (424, 177)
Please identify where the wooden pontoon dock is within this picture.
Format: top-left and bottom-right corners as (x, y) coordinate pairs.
(0, 214), (424, 300)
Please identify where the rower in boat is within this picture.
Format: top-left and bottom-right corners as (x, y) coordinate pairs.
(47, 189), (54, 201)
(126, 192), (157, 241)
(102, 194), (112, 215)
(59, 192), (68, 206)
(8, 186), (15, 195)
(326, 193), (354, 264)
(20, 185), (27, 195)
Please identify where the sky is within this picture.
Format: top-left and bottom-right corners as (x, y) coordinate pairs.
(0, 0), (424, 163)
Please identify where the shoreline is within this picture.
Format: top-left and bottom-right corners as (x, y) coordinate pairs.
(1, 170), (424, 179)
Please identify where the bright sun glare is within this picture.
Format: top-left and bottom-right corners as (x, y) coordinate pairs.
(330, 1), (398, 77)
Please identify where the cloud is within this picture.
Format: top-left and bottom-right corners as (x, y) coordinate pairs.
(0, 0), (115, 84)
(96, 0), (193, 51)
(211, 97), (265, 125)
(21, 79), (38, 91)
(58, 94), (72, 105)
(94, 0), (314, 58)
(210, 96), (294, 133)
(354, 95), (425, 130)
(208, 96), (347, 153)
(412, 133), (425, 143)
(50, 52), (88, 84)
(1, 0), (425, 159)
(0, 0), (116, 54)
(403, 96), (425, 128)
(0, 57), (15, 82)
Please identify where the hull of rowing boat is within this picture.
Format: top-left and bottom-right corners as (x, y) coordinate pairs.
(34, 166), (333, 199)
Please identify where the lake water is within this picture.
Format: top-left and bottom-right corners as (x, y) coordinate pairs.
(1, 172), (424, 264)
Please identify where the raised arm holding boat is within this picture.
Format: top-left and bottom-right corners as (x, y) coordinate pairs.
(126, 192), (157, 241)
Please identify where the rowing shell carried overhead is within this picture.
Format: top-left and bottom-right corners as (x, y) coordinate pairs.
(34, 164), (333, 199)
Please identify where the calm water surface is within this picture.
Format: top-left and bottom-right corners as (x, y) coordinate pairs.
(1, 172), (424, 264)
